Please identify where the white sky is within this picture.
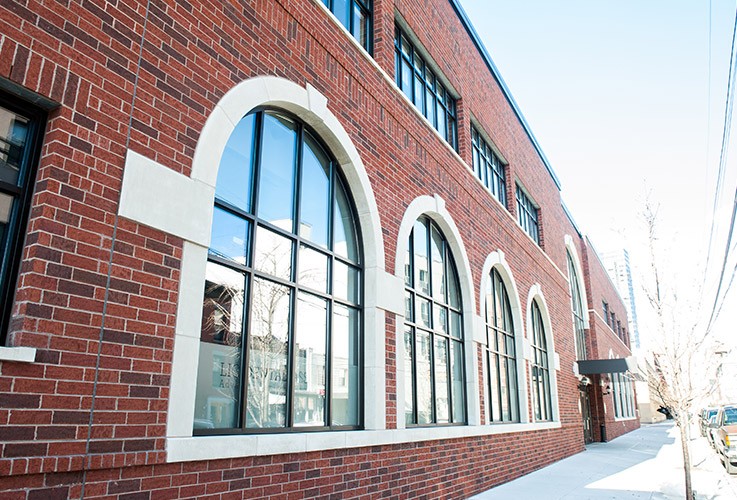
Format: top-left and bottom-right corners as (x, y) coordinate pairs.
(458, 0), (737, 349)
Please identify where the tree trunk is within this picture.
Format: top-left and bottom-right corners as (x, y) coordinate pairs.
(678, 414), (693, 499)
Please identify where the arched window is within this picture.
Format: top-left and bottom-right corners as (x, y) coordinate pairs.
(403, 216), (465, 425)
(530, 300), (552, 422)
(567, 252), (587, 360)
(193, 109), (362, 433)
(484, 269), (519, 423)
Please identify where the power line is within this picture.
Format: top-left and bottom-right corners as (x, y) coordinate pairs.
(704, 1), (737, 334)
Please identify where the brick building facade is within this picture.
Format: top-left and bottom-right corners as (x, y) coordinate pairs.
(0, 0), (638, 497)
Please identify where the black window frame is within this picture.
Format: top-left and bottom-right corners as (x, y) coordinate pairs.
(194, 108), (364, 435)
(530, 300), (552, 422)
(567, 252), (587, 361)
(471, 125), (507, 207)
(321, 0), (373, 53)
(0, 92), (46, 344)
(403, 216), (466, 427)
(484, 268), (520, 423)
(394, 24), (458, 150)
(515, 184), (539, 244)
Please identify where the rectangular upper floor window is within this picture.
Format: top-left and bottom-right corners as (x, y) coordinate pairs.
(515, 184), (539, 244)
(322, 0), (372, 52)
(0, 92), (45, 343)
(471, 126), (507, 207)
(394, 24), (457, 150)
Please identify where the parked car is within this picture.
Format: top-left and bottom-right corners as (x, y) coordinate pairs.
(714, 405), (737, 474)
(701, 407), (719, 437)
(706, 414), (720, 449)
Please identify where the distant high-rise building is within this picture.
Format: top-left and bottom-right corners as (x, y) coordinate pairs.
(602, 249), (641, 349)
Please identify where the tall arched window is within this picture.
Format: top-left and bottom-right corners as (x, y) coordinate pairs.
(484, 269), (519, 423)
(193, 109), (362, 433)
(403, 216), (465, 425)
(567, 252), (587, 360)
(530, 300), (552, 422)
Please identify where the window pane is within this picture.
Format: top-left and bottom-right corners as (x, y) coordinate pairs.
(334, 178), (359, 262)
(246, 278), (291, 428)
(194, 263), (246, 430)
(299, 135), (330, 248)
(416, 296), (431, 329)
(488, 353), (500, 422)
(434, 337), (449, 423)
(508, 357), (519, 421)
(332, 304), (360, 426)
(451, 340), (465, 423)
(257, 113), (296, 230)
(298, 245), (328, 293)
(215, 114), (255, 213)
(413, 220), (430, 295)
(209, 206), (249, 264)
(430, 226), (445, 302)
(447, 260), (460, 309)
(416, 330), (433, 424)
(351, 5), (368, 48)
(404, 291), (414, 321)
(332, 0), (350, 27)
(0, 107), (30, 186)
(401, 59), (413, 99)
(333, 260), (360, 304)
(294, 293), (327, 427)
(449, 311), (461, 339)
(254, 225), (293, 280)
(0, 192), (13, 223)
(499, 357), (509, 420)
(404, 326), (415, 425)
(434, 306), (448, 335)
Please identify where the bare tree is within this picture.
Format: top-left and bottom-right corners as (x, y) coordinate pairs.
(641, 199), (722, 499)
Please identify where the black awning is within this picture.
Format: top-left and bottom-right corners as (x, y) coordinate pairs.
(576, 357), (637, 375)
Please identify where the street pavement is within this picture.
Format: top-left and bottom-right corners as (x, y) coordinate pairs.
(470, 422), (737, 499)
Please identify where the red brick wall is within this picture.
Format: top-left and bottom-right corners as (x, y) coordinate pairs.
(0, 0), (636, 496)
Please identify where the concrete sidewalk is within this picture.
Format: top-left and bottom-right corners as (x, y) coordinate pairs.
(470, 422), (737, 499)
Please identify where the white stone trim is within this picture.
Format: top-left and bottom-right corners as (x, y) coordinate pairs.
(478, 251), (529, 424)
(161, 76), (386, 459)
(119, 150), (214, 246)
(525, 284), (561, 423)
(393, 195), (480, 428)
(0, 346), (36, 363)
(167, 420), (561, 463)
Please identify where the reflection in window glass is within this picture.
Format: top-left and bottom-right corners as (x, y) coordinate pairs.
(485, 269), (519, 423)
(404, 216), (464, 426)
(322, 0), (371, 51)
(332, 305), (360, 426)
(258, 113), (296, 230)
(254, 225), (292, 281)
(298, 245), (328, 293)
(0, 100), (42, 345)
(334, 177), (359, 262)
(247, 278), (290, 428)
(195, 109), (362, 434)
(300, 134), (330, 248)
(215, 113), (255, 213)
(531, 301), (552, 421)
(194, 263), (246, 430)
(394, 25), (457, 149)
(294, 293), (327, 427)
(210, 206), (249, 264)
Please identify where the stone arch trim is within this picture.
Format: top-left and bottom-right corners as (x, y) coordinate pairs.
(393, 194), (481, 426)
(525, 284), (560, 422)
(478, 250), (529, 423)
(157, 76), (386, 443)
